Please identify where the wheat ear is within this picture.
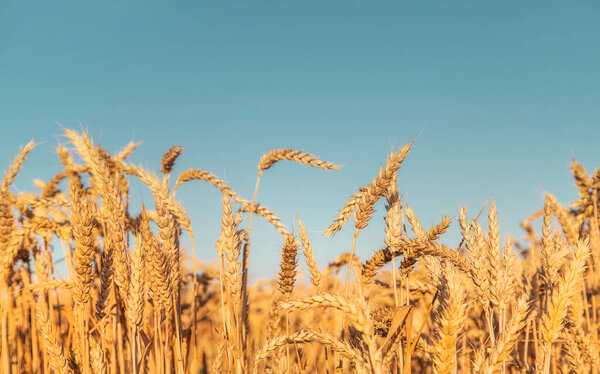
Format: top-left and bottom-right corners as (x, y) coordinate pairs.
(257, 148), (340, 176)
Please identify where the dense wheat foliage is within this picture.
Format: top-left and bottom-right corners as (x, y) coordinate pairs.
(1, 128), (600, 373)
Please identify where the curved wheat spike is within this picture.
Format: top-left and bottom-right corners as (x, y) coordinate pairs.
(253, 330), (367, 374)
(174, 168), (289, 236)
(114, 141), (140, 162)
(258, 148), (340, 176)
(277, 293), (372, 335)
(324, 191), (363, 237)
(2, 140), (35, 191)
(354, 142), (413, 231)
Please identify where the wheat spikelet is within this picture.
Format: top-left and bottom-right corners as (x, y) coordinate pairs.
(325, 252), (363, 275)
(277, 293), (372, 335)
(428, 261), (468, 374)
(546, 193), (578, 246)
(36, 305), (68, 374)
(384, 182), (403, 252)
(125, 163), (194, 242)
(174, 168), (238, 196)
(126, 235), (146, 331)
(160, 145), (183, 175)
(69, 176), (96, 306)
(28, 279), (73, 294)
(563, 326), (588, 373)
(2, 140), (35, 190)
(141, 208), (172, 311)
(362, 248), (393, 285)
(0, 192), (17, 286)
(539, 239), (590, 372)
(428, 216), (452, 241)
(405, 203), (426, 239)
(217, 196), (242, 298)
(239, 201), (288, 236)
(155, 200), (180, 304)
(90, 338), (107, 374)
(324, 191), (363, 237)
(354, 143), (412, 230)
(253, 330), (366, 374)
(297, 217), (320, 287)
(257, 149), (340, 176)
(277, 233), (299, 295)
(566, 320), (600, 369)
(114, 141), (140, 162)
(539, 195), (562, 292)
(95, 248), (114, 320)
(570, 159), (593, 201)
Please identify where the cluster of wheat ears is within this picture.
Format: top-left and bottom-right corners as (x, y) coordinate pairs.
(1, 128), (599, 373)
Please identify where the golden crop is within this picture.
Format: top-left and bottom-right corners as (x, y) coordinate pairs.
(0, 128), (597, 373)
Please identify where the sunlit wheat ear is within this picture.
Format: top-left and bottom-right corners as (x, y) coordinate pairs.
(539, 195), (564, 293)
(160, 145), (183, 175)
(324, 191), (363, 237)
(2, 140), (35, 190)
(570, 158), (593, 198)
(174, 168), (237, 196)
(125, 163), (194, 243)
(217, 195), (242, 298)
(0, 191), (17, 286)
(539, 239), (590, 372)
(69, 175), (96, 307)
(384, 178), (403, 251)
(126, 234), (146, 331)
(155, 200), (180, 303)
(278, 293), (372, 335)
(36, 305), (69, 374)
(253, 330), (367, 374)
(362, 248), (393, 285)
(353, 142), (413, 230)
(277, 233), (299, 295)
(142, 209), (171, 311)
(428, 260), (468, 374)
(545, 193), (578, 246)
(95, 247), (114, 320)
(297, 217), (320, 287)
(90, 338), (107, 374)
(404, 203), (426, 239)
(257, 148), (340, 176)
(114, 140), (140, 162)
(173, 167), (289, 235)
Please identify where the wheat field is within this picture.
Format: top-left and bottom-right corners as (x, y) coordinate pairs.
(0, 128), (598, 373)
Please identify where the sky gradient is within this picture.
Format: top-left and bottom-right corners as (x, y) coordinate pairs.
(1, 1), (599, 280)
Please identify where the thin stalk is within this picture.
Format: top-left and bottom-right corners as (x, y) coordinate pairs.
(1, 299), (9, 374)
(240, 173), (261, 370)
(172, 295), (185, 374)
(391, 257), (399, 307)
(154, 310), (162, 373)
(116, 303), (126, 374)
(344, 229), (360, 297)
(165, 314), (172, 374)
(131, 326), (138, 374)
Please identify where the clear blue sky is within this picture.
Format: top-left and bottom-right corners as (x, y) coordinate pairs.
(1, 1), (599, 280)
